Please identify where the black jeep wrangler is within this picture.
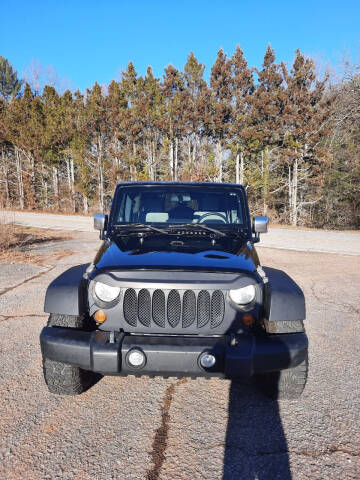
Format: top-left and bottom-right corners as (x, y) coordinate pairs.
(40, 182), (308, 399)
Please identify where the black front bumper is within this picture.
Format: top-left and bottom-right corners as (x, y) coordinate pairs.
(40, 328), (308, 378)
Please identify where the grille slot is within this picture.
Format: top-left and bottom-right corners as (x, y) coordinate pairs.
(123, 288), (225, 329)
(167, 289), (181, 327)
(138, 289), (151, 326)
(211, 290), (225, 328)
(197, 290), (210, 327)
(152, 289), (166, 327)
(123, 288), (137, 326)
(182, 290), (196, 328)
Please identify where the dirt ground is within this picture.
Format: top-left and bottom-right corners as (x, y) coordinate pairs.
(0, 230), (359, 480)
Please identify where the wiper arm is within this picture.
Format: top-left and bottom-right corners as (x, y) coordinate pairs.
(133, 223), (169, 234)
(113, 223), (169, 235)
(169, 223), (226, 237)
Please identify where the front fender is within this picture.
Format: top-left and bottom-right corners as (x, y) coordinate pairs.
(262, 267), (305, 333)
(44, 264), (89, 316)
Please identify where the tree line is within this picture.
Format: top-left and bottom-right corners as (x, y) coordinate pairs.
(0, 47), (359, 228)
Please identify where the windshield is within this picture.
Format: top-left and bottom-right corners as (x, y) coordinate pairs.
(111, 185), (248, 228)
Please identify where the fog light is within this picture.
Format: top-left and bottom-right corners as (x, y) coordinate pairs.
(199, 353), (216, 369)
(127, 349), (146, 368)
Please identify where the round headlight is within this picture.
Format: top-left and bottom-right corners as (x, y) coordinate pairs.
(229, 285), (256, 305)
(94, 281), (120, 303)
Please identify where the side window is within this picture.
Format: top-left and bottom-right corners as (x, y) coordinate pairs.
(115, 190), (141, 223)
(117, 194), (132, 222)
(229, 192), (244, 224)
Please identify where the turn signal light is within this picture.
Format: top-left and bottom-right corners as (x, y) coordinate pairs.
(94, 310), (107, 323)
(242, 313), (255, 327)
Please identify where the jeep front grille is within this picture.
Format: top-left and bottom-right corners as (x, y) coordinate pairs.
(122, 288), (225, 330)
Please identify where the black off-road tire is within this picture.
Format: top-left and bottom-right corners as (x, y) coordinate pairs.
(42, 313), (100, 395)
(256, 352), (308, 400)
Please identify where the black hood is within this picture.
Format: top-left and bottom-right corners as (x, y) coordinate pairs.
(93, 239), (259, 274)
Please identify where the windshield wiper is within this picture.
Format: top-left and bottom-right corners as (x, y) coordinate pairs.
(168, 223), (226, 237)
(113, 222), (247, 239)
(113, 223), (169, 235)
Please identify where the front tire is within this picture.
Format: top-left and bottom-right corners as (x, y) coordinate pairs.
(42, 313), (100, 395)
(256, 352), (308, 400)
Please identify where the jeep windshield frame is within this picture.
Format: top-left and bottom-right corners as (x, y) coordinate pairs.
(108, 183), (252, 239)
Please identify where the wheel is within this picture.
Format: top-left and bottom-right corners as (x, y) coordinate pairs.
(256, 352), (308, 400)
(42, 313), (100, 395)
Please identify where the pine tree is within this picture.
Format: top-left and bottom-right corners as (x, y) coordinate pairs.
(230, 45), (254, 184)
(106, 80), (127, 187)
(281, 50), (332, 224)
(184, 52), (206, 98)
(0, 56), (22, 100)
(183, 52), (207, 178)
(86, 83), (108, 210)
(210, 48), (233, 181)
(246, 45), (285, 214)
(70, 89), (94, 212)
(0, 97), (12, 205)
(4, 84), (45, 208)
(121, 62), (138, 105)
(120, 62), (142, 180)
(42, 86), (75, 209)
(161, 65), (188, 179)
(135, 67), (164, 180)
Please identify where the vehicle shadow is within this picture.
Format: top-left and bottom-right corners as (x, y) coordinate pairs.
(223, 378), (291, 480)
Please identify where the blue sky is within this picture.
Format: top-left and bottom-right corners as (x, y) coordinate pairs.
(1, 0), (359, 91)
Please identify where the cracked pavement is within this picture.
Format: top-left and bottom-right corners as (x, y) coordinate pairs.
(0, 226), (359, 479)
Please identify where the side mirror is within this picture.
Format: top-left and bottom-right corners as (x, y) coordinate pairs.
(252, 216), (269, 240)
(94, 213), (108, 239)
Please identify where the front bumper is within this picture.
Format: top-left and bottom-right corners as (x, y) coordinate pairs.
(40, 328), (308, 378)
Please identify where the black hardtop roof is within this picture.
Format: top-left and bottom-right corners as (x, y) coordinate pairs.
(115, 181), (245, 189)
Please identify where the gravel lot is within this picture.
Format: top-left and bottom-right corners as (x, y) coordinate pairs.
(0, 229), (359, 479)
